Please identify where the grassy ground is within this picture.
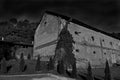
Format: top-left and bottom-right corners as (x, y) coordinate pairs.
(1, 59), (120, 80)
(0, 59), (79, 80)
(77, 66), (120, 80)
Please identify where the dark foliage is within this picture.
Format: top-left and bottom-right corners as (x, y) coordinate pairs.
(54, 20), (77, 77)
(35, 55), (41, 71)
(57, 60), (65, 74)
(19, 53), (26, 72)
(47, 57), (54, 71)
(87, 62), (94, 80)
(78, 74), (88, 80)
(71, 62), (77, 78)
(104, 60), (111, 80)
(27, 54), (31, 60)
(9, 18), (17, 24)
(1, 57), (7, 73)
(24, 65), (27, 72)
(66, 69), (72, 77)
(7, 65), (12, 73)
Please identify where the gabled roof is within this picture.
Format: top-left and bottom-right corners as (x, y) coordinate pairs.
(45, 11), (120, 40)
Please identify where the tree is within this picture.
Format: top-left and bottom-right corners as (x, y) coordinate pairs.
(71, 62), (77, 78)
(54, 19), (76, 75)
(87, 62), (94, 80)
(57, 60), (65, 74)
(47, 57), (54, 71)
(104, 60), (111, 80)
(27, 54), (31, 60)
(9, 18), (17, 24)
(1, 57), (7, 73)
(19, 53), (25, 72)
(35, 55), (41, 71)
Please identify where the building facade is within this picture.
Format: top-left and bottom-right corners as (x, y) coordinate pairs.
(34, 11), (120, 69)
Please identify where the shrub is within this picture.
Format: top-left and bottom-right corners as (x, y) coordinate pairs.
(27, 54), (31, 60)
(71, 62), (77, 78)
(35, 55), (41, 71)
(7, 65), (12, 73)
(1, 57), (7, 73)
(47, 57), (54, 71)
(87, 62), (94, 80)
(104, 60), (111, 80)
(19, 53), (26, 72)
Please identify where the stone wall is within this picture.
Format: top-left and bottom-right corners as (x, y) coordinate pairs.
(34, 13), (120, 68)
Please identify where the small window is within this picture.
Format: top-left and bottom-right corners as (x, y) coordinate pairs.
(75, 31), (78, 35)
(44, 21), (47, 25)
(93, 51), (96, 54)
(91, 36), (94, 41)
(110, 42), (112, 45)
(76, 49), (79, 52)
(102, 39), (104, 42)
(74, 31), (81, 35)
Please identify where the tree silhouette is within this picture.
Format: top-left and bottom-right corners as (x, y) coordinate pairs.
(87, 62), (94, 80)
(104, 60), (111, 80)
(35, 55), (41, 71)
(27, 54), (31, 60)
(54, 19), (76, 76)
(19, 53), (25, 72)
(1, 57), (7, 73)
(57, 60), (65, 74)
(47, 57), (54, 71)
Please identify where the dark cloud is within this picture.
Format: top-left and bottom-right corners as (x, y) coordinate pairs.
(0, 0), (119, 33)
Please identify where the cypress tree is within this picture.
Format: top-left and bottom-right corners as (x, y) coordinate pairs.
(19, 53), (25, 72)
(1, 57), (7, 73)
(54, 19), (76, 75)
(104, 60), (111, 80)
(87, 62), (94, 80)
(35, 55), (41, 71)
(48, 57), (54, 71)
(57, 60), (65, 74)
(27, 54), (31, 60)
(71, 62), (77, 78)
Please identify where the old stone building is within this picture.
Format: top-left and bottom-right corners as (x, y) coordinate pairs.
(34, 11), (120, 69)
(0, 40), (33, 60)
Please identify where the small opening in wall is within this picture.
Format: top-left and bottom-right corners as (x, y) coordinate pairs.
(44, 21), (47, 25)
(104, 53), (106, 55)
(110, 42), (112, 45)
(93, 51), (96, 54)
(76, 49), (79, 52)
(74, 31), (81, 35)
(91, 36), (94, 41)
(102, 39), (104, 42)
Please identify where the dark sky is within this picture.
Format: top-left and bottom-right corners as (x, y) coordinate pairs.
(0, 0), (119, 33)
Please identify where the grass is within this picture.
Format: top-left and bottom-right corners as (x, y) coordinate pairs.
(0, 59), (79, 80)
(2, 59), (120, 80)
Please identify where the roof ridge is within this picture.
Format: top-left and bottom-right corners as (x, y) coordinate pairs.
(45, 11), (120, 40)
